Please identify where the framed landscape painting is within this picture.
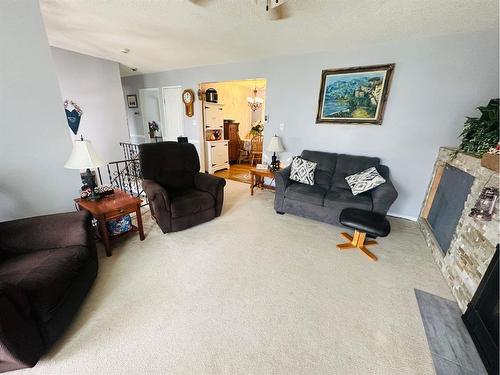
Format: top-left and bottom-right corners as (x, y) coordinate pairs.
(316, 63), (395, 125)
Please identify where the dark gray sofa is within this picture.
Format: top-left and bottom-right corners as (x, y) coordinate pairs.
(274, 150), (398, 226)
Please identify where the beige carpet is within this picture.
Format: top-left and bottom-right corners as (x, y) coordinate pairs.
(19, 180), (452, 375)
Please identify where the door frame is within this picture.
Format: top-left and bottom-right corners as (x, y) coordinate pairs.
(198, 78), (267, 170)
(138, 88), (163, 143)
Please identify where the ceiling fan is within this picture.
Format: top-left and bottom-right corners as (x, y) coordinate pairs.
(189, 0), (292, 20)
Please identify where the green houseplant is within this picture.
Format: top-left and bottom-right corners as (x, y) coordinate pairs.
(459, 99), (499, 156)
(249, 121), (264, 137)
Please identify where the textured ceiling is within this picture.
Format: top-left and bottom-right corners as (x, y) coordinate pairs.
(40, 0), (499, 76)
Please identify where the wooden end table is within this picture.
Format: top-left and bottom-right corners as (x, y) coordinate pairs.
(74, 189), (145, 256)
(250, 168), (276, 196)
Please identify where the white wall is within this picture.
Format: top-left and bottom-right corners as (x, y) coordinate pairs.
(51, 47), (129, 162)
(0, 0), (78, 221)
(121, 30), (499, 220)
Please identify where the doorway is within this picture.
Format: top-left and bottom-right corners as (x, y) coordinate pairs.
(161, 86), (184, 141)
(199, 79), (267, 185)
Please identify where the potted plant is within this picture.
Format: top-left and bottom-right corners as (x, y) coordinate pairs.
(148, 121), (159, 139)
(481, 145), (500, 172)
(459, 99), (499, 156)
(249, 121), (264, 137)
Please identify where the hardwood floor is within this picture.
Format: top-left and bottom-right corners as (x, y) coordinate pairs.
(214, 163), (253, 184)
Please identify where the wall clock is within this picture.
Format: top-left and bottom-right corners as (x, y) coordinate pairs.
(182, 89), (195, 117)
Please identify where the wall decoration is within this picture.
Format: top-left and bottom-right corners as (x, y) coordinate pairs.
(64, 99), (83, 135)
(127, 94), (138, 108)
(469, 186), (498, 221)
(182, 89), (195, 117)
(316, 64), (395, 125)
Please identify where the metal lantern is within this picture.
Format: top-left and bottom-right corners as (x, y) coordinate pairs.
(469, 187), (499, 221)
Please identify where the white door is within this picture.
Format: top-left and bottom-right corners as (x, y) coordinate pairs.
(139, 88), (163, 143)
(161, 86), (184, 141)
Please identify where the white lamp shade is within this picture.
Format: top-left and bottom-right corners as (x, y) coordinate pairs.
(266, 135), (285, 153)
(64, 139), (106, 169)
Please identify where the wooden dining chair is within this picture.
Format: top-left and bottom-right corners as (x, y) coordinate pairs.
(250, 134), (263, 166)
(237, 136), (250, 164)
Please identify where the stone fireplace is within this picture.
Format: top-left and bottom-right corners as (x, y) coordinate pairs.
(418, 147), (499, 312)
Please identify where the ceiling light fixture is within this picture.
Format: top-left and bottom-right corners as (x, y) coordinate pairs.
(247, 82), (264, 112)
(121, 48), (130, 54)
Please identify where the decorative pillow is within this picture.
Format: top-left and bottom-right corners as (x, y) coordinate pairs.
(290, 156), (317, 185)
(345, 167), (386, 195)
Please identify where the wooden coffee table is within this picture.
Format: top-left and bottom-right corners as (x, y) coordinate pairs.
(250, 168), (275, 195)
(74, 189), (144, 256)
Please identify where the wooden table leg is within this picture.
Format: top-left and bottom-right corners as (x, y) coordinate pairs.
(250, 174), (255, 196)
(136, 205), (145, 240)
(98, 219), (112, 257)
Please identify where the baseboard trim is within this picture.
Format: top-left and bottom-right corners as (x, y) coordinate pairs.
(388, 212), (418, 221)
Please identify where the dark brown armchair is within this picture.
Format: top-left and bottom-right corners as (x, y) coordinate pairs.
(139, 142), (226, 233)
(0, 210), (98, 372)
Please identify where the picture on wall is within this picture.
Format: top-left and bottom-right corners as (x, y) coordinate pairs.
(316, 64), (395, 125)
(127, 94), (138, 108)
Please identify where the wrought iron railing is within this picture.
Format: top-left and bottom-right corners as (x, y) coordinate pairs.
(97, 143), (148, 206)
(120, 142), (140, 161)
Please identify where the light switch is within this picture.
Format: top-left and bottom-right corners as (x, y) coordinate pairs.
(279, 123), (285, 131)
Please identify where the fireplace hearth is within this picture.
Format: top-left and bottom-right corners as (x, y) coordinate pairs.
(462, 246), (499, 375)
(419, 148), (499, 312)
(419, 147), (499, 373)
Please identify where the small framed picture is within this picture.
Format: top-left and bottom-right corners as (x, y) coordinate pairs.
(127, 94), (138, 108)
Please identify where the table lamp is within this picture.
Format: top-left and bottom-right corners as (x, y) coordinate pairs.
(64, 136), (106, 200)
(266, 135), (285, 171)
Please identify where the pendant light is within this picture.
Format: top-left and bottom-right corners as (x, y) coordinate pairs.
(247, 81), (264, 111)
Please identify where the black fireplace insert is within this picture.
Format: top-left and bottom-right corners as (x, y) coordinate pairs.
(462, 246), (499, 375)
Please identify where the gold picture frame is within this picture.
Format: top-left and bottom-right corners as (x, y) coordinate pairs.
(316, 63), (395, 125)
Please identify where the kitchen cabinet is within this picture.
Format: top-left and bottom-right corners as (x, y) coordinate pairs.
(203, 102), (224, 130)
(205, 140), (229, 174)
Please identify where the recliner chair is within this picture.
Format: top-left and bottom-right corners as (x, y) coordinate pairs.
(139, 142), (226, 233)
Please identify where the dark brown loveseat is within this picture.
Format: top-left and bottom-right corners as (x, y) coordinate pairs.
(0, 211), (98, 372)
(139, 142), (226, 233)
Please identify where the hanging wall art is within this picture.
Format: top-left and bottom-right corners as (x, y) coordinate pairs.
(64, 99), (83, 135)
(316, 64), (395, 125)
